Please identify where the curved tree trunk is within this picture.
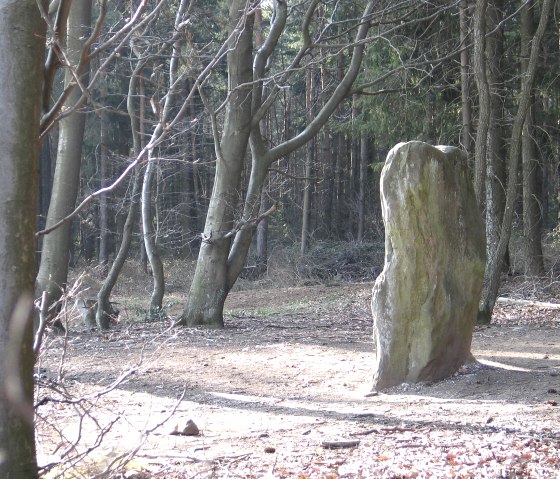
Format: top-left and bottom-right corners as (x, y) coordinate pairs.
(142, 156), (165, 320)
(96, 60), (147, 329)
(0, 2), (44, 477)
(36, 0), (92, 310)
(141, 0), (191, 320)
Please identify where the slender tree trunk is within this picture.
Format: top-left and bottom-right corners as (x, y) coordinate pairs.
(485, 0), (508, 276)
(357, 132), (368, 242)
(256, 187), (269, 274)
(349, 96), (360, 236)
(472, 0), (489, 207)
(460, 0), (474, 161)
(478, 0), (553, 323)
(142, 155), (165, 319)
(138, 75), (149, 273)
(301, 68), (314, 255)
(0, 2), (44, 477)
(334, 50), (346, 239)
(96, 59), (147, 329)
(521, 0), (545, 275)
(36, 0), (93, 306)
(98, 80), (111, 266)
(142, 0), (191, 319)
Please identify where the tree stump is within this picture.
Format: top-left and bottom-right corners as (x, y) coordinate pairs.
(372, 141), (486, 390)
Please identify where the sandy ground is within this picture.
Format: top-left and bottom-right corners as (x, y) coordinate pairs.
(36, 282), (560, 478)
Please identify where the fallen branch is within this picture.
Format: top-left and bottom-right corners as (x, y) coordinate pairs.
(322, 440), (360, 449)
(496, 297), (560, 309)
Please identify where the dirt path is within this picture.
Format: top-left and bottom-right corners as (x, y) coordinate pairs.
(36, 283), (560, 478)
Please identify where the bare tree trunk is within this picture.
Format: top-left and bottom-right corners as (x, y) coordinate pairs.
(0, 2), (44, 477)
(485, 0), (508, 277)
(36, 0), (93, 306)
(179, 0), (254, 327)
(98, 79), (110, 267)
(96, 59), (147, 329)
(478, 0), (554, 323)
(460, 0), (474, 161)
(301, 68), (314, 255)
(138, 75), (148, 273)
(142, 155), (165, 319)
(256, 186), (270, 274)
(472, 0), (489, 207)
(142, 0), (191, 319)
(521, 0), (545, 275)
(357, 131), (368, 242)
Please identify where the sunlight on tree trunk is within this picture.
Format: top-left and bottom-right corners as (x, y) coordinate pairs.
(36, 0), (93, 310)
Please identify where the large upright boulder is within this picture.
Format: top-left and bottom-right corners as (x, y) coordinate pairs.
(372, 141), (486, 391)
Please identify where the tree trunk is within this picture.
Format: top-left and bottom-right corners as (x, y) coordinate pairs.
(179, 0), (254, 327)
(255, 187), (269, 274)
(98, 80), (111, 266)
(142, 156), (165, 319)
(141, 0), (191, 319)
(36, 0), (92, 306)
(138, 75), (149, 273)
(357, 131), (368, 242)
(472, 0), (489, 207)
(96, 59), (147, 330)
(485, 0), (508, 277)
(521, 0), (545, 275)
(459, 0), (474, 162)
(478, 0), (554, 323)
(180, 0), (376, 327)
(301, 68), (315, 255)
(0, 2), (44, 477)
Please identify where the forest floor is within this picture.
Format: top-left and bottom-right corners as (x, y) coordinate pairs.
(36, 277), (560, 478)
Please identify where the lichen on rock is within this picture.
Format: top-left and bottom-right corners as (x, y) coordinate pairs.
(372, 141), (486, 391)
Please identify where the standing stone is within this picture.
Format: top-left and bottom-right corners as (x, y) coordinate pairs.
(372, 141), (486, 391)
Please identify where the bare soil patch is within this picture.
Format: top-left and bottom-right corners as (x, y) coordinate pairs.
(36, 282), (560, 478)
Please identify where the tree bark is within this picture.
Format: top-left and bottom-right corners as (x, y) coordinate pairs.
(484, 0), (508, 277)
(98, 79), (111, 266)
(301, 68), (315, 255)
(459, 0), (474, 162)
(141, 156), (165, 319)
(521, 0), (545, 275)
(179, 0), (254, 327)
(472, 0), (489, 207)
(357, 132), (368, 242)
(0, 2), (44, 477)
(36, 0), (93, 307)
